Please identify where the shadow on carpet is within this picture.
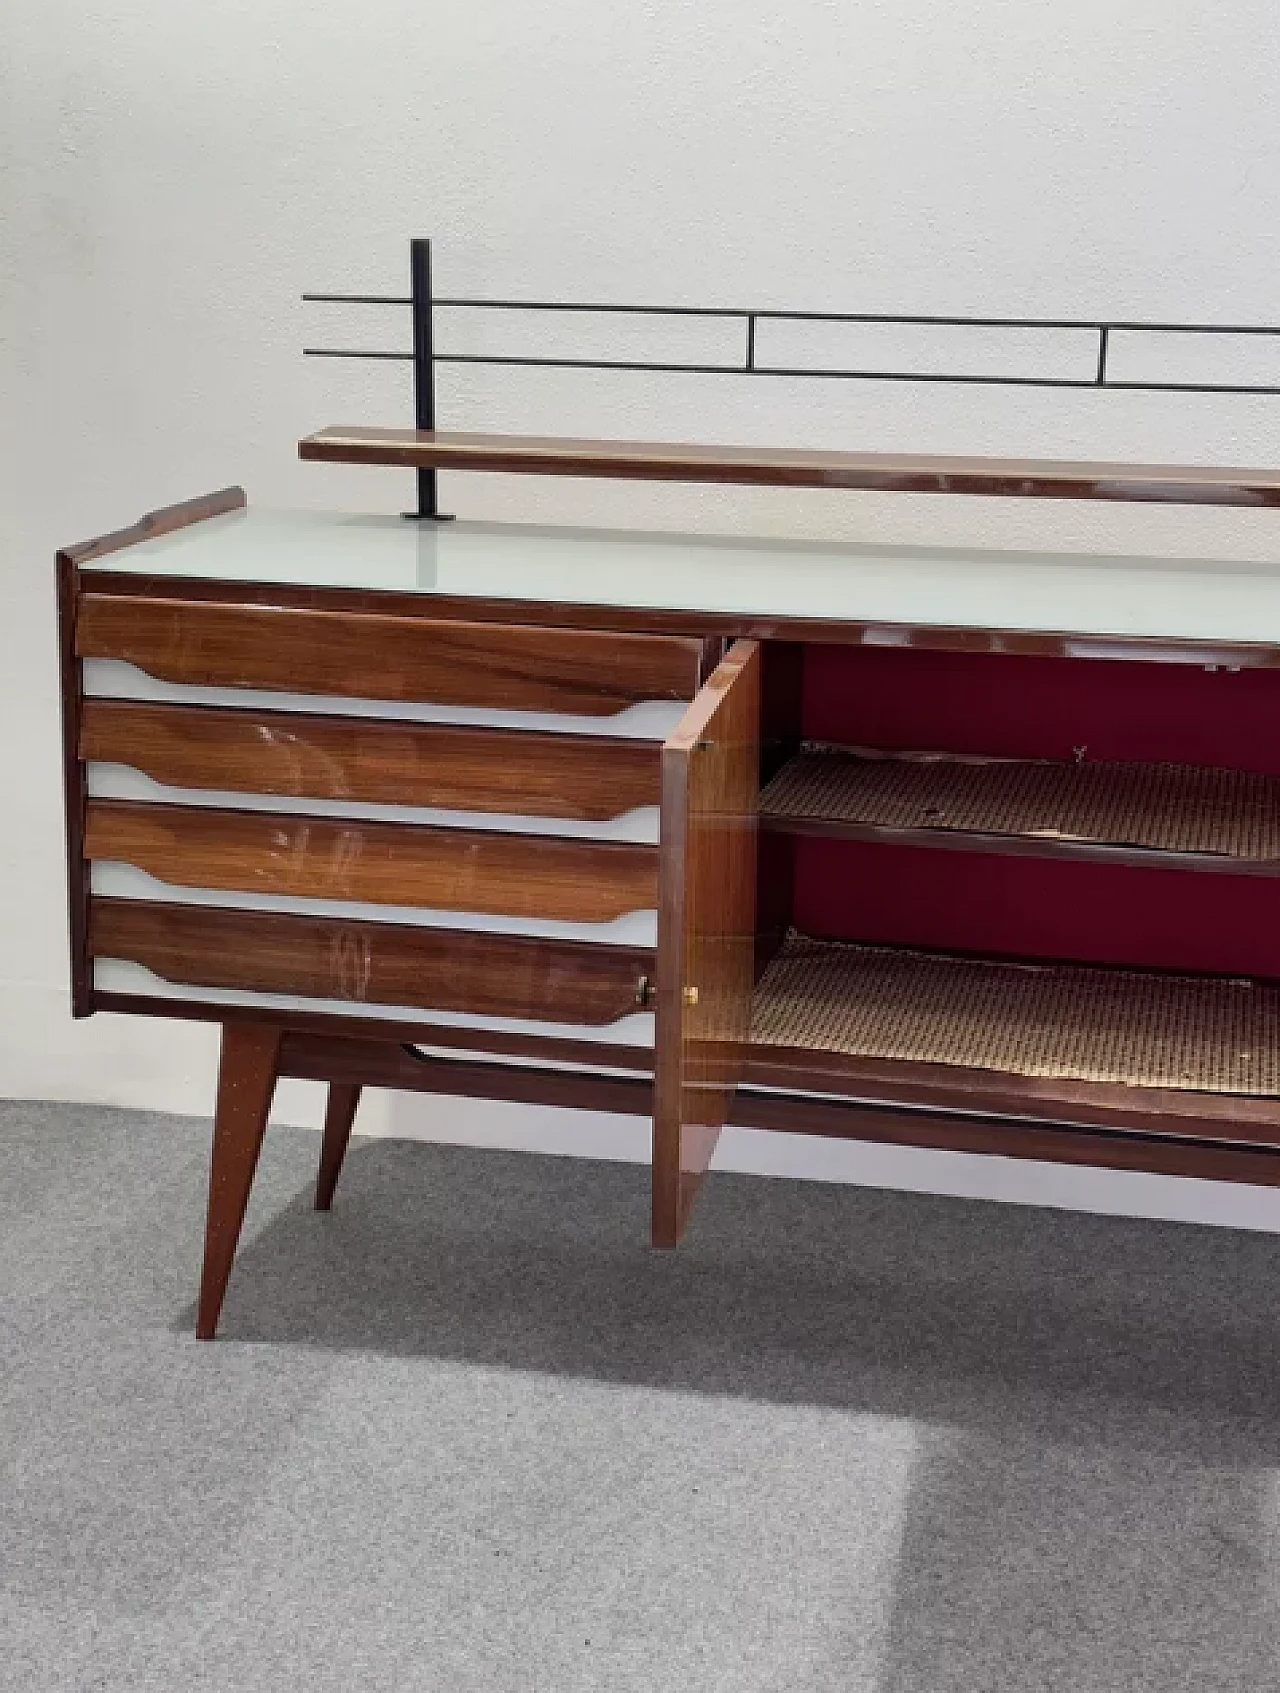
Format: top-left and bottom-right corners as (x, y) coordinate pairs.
(3, 1099), (1280, 1692)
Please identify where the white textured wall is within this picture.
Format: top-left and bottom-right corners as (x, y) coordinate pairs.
(5, 0), (1280, 1229)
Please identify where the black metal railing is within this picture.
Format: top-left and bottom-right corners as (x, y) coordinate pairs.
(304, 238), (1280, 518)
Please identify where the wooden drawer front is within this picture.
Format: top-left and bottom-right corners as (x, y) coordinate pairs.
(84, 801), (658, 923)
(76, 596), (705, 713)
(80, 699), (662, 821)
(90, 899), (651, 1025)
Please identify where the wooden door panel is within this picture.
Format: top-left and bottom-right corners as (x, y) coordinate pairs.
(652, 640), (762, 1245)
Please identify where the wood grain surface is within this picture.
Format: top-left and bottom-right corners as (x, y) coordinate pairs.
(59, 487), (246, 568)
(91, 987), (655, 1070)
(77, 595), (704, 711)
(84, 800), (659, 922)
(58, 490), (247, 1017)
(652, 639), (762, 1246)
(743, 1043), (1280, 1142)
(314, 1083), (362, 1211)
(89, 897), (652, 1025)
(78, 566), (1280, 671)
(80, 698), (662, 819)
(299, 427), (1280, 508)
(196, 1020), (281, 1340)
(57, 555), (92, 1015)
(728, 1091), (1280, 1185)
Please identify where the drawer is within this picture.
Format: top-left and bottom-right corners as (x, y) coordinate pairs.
(79, 699), (663, 821)
(83, 800), (658, 923)
(89, 898), (652, 1025)
(76, 595), (707, 714)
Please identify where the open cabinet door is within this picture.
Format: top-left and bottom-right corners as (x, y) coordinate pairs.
(653, 639), (761, 1246)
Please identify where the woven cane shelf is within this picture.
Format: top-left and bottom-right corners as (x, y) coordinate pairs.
(750, 932), (1280, 1097)
(759, 746), (1280, 872)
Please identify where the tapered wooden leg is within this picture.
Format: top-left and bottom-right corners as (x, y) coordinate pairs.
(195, 1022), (282, 1340)
(315, 1083), (362, 1211)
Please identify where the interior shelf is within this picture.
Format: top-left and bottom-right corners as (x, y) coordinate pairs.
(749, 931), (1280, 1099)
(759, 745), (1280, 871)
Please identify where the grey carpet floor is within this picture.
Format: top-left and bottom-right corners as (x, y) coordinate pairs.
(4, 1104), (1280, 1693)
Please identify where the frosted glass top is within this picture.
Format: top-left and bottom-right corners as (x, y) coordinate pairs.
(89, 506), (1280, 649)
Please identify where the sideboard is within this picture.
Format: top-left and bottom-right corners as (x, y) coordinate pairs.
(57, 429), (1280, 1336)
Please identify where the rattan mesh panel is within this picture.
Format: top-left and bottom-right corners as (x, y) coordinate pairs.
(760, 748), (1280, 860)
(751, 933), (1280, 1095)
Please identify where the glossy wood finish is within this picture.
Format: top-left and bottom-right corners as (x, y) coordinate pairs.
(282, 1034), (652, 1118)
(56, 554), (92, 1016)
(743, 1045), (1280, 1144)
(91, 974), (1280, 1148)
(84, 800), (659, 923)
(56, 473), (1280, 1326)
(315, 1084), (362, 1210)
(81, 567), (1280, 672)
(275, 1034), (1280, 1189)
(76, 595), (706, 712)
(653, 640), (761, 1246)
(728, 1091), (1280, 1186)
(59, 486), (246, 568)
(58, 491), (248, 1018)
(80, 698), (662, 820)
(300, 427), (1280, 509)
(89, 898), (653, 1025)
(196, 1021), (281, 1339)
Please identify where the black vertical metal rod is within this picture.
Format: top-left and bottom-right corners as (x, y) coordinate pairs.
(1096, 325), (1110, 387)
(410, 237), (439, 519)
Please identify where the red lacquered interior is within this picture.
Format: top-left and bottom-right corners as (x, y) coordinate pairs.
(802, 644), (1280, 773)
(795, 645), (1280, 979)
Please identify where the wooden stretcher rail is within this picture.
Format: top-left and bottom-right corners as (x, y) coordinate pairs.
(299, 427), (1280, 508)
(272, 1035), (1280, 1189)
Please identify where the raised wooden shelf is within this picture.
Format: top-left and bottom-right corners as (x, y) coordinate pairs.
(759, 746), (1280, 874)
(748, 932), (1280, 1136)
(299, 426), (1280, 508)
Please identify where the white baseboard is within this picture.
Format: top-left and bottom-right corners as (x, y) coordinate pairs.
(4, 979), (1279, 1234)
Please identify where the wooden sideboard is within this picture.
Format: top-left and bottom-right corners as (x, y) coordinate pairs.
(57, 435), (1280, 1337)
